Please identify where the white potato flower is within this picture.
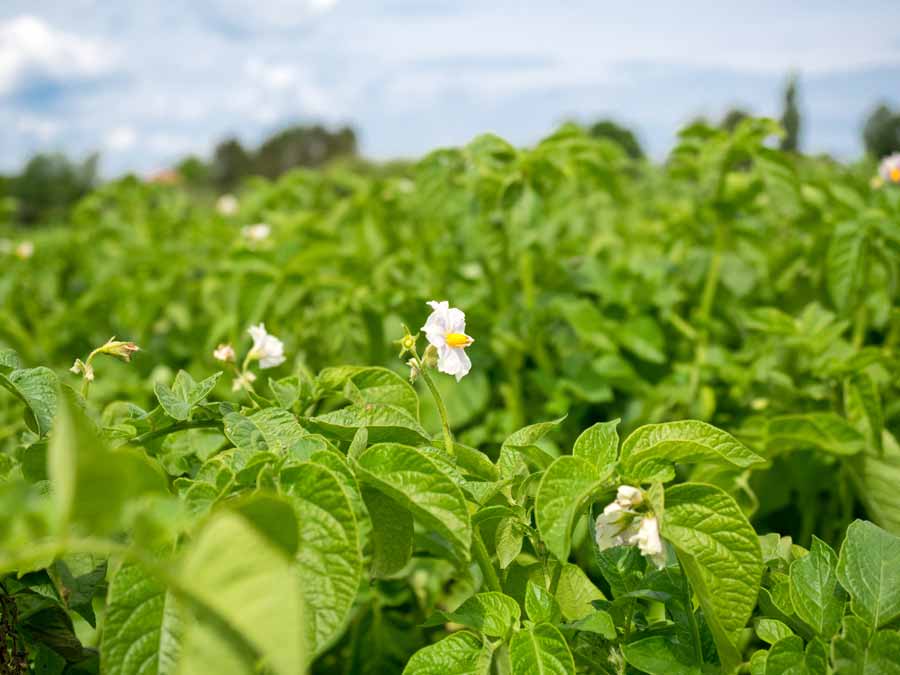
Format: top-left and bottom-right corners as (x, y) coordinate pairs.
(247, 323), (285, 369)
(629, 516), (666, 569)
(242, 223), (271, 242)
(421, 300), (474, 381)
(213, 344), (236, 363)
(614, 485), (643, 509)
(879, 153), (900, 184)
(15, 241), (34, 260)
(594, 502), (639, 551)
(216, 193), (239, 215)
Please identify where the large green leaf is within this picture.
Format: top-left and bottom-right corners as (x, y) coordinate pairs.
(571, 419), (619, 472)
(309, 403), (429, 445)
(401, 631), (493, 675)
(535, 455), (609, 561)
(224, 408), (306, 455)
(827, 220), (867, 313)
(832, 615), (900, 675)
(361, 486), (413, 577)
(101, 563), (182, 675)
(789, 536), (845, 639)
(836, 520), (900, 629)
(847, 431), (900, 535)
(509, 623), (574, 675)
(767, 414), (865, 457)
(661, 483), (763, 672)
(425, 592), (521, 639)
(620, 420), (764, 482)
(318, 366), (419, 418)
(178, 508), (308, 675)
(622, 636), (700, 675)
(49, 396), (167, 534)
(154, 371), (221, 421)
(355, 443), (472, 562)
(844, 374), (884, 452)
(497, 417), (565, 480)
(1, 367), (59, 436)
(281, 462), (361, 654)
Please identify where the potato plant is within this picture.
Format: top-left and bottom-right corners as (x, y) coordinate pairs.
(0, 117), (898, 674)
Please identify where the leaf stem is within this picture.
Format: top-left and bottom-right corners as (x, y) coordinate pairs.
(678, 553), (704, 667)
(130, 419), (223, 446)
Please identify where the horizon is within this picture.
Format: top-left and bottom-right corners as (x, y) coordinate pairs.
(2, 1), (899, 176)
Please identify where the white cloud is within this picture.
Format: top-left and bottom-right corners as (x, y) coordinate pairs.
(0, 15), (114, 96)
(15, 114), (60, 141)
(105, 126), (137, 152)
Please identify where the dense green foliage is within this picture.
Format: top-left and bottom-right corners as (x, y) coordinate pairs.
(0, 119), (898, 674)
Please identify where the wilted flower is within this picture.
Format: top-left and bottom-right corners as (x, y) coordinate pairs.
(247, 323), (285, 369)
(15, 241), (34, 260)
(213, 343), (236, 363)
(97, 338), (140, 362)
(879, 153), (900, 185)
(614, 485), (643, 509)
(242, 223), (271, 242)
(421, 301), (474, 381)
(216, 193), (239, 216)
(232, 371), (257, 392)
(407, 357), (420, 383)
(628, 516), (665, 568)
(69, 359), (94, 382)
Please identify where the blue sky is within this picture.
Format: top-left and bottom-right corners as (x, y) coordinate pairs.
(2, 1), (899, 175)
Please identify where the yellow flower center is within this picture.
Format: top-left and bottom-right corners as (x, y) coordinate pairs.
(445, 332), (473, 348)
(891, 167), (900, 183)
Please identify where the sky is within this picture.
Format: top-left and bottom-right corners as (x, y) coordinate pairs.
(2, 1), (900, 176)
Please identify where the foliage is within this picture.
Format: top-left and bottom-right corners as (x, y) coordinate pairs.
(863, 104), (900, 159)
(779, 75), (801, 153)
(0, 117), (899, 673)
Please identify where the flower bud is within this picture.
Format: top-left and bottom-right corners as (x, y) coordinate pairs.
(69, 358), (94, 382)
(423, 344), (439, 368)
(98, 338), (141, 362)
(407, 358), (420, 383)
(213, 344), (236, 363)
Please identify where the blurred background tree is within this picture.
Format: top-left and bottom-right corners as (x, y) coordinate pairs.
(0, 153), (98, 226)
(780, 75), (801, 152)
(863, 103), (900, 158)
(587, 120), (645, 159)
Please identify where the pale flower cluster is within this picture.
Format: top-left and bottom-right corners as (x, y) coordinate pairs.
(879, 153), (900, 185)
(216, 193), (239, 216)
(214, 324), (285, 391)
(595, 485), (665, 568)
(242, 223), (271, 243)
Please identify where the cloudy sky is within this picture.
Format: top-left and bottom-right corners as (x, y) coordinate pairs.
(2, 1), (899, 175)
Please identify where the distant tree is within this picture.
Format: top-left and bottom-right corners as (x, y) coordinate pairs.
(780, 75), (801, 152)
(863, 104), (900, 158)
(587, 120), (644, 159)
(721, 108), (751, 133)
(176, 155), (210, 187)
(253, 124), (358, 179)
(9, 153), (98, 225)
(211, 138), (253, 192)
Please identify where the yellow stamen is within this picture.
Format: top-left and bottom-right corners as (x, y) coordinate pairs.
(445, 332), (473, 348)
(891, 167), (900, 183)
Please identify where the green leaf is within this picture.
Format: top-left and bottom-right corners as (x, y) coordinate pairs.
(309, 403), (429, 445)
(0, 348), (20, 372)
(767, 414), (865, 456)
(509, 623), (574, 675)
(497, 416), (565, 480)
(178, 508), (308, 675)
(355, 443), (472, 562)
(554, 563), (605, 621)
(789, 536), (845, 639)
(153, 370), (218, 421)
(847, 430), (900, 536)
(755, 618), (794, 645)
(49, 396), (167, 534)
(827, 220), (867, 313)
(535, 455), (609, 561)
(495, 516), (524, 570)
(661, 483), (763, 672)
(401, 631), (492, 675)
(572, 419), (619, 472)
(525, 581), (561, 625)
(836, 520), (900, 629)
(101, 563), (182, 675)
(620, 420), (764, 482)
(622, 636), (701, 675)
(434, 592), (521, 639)
(568, 611), (616, 639)
(224, 408), (306, 456)
(318, 366), (419, 418)
(764, 635), (828, 675)
(1, 367), (59, 436)
(832, 615), (900, 675)
(282, 462), (361, 654)
(844, 374), (884, 453)
(362, 487), (413, 577)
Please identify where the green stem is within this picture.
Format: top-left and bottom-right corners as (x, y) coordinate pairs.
(679, 554), (704, 667)
(415, 348), (501, 593)
(130, 419), (223, 446)
(689, 226), (724, 402)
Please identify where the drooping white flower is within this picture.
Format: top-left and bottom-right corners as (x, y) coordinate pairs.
(614, 485), (643, 509)
(213, 344), (236, 363)
(216, 193), (239, 216)
(232, 371), (257, 392)
(594, 502), (639, 551)
(879, 153), (900, 184)
(242, 223), (271, 242)
(247, 323), (285, 369)
(15, 241), (34, 260)
(407, 357), (420, 383)
(69, 359), (94, 382)
(421, 300), (474, 381)
(629, 516), (666, 569)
